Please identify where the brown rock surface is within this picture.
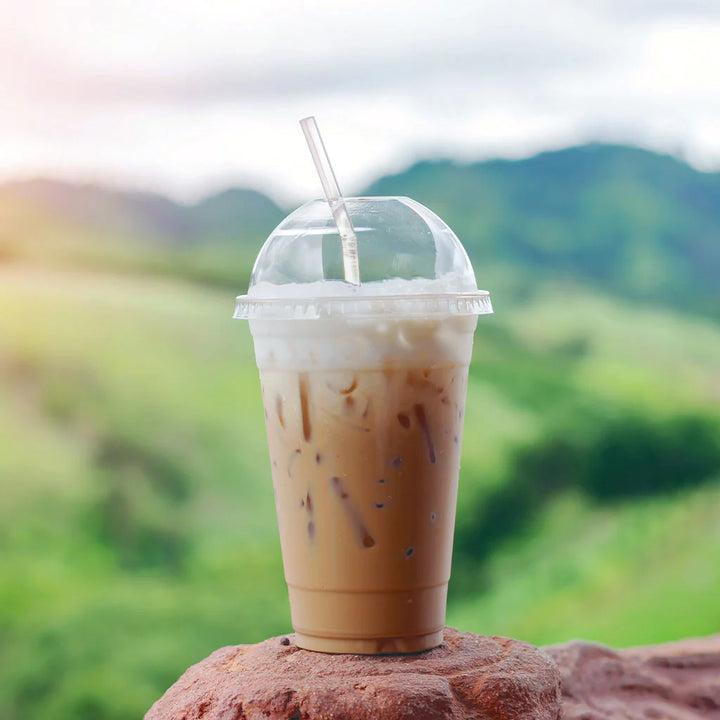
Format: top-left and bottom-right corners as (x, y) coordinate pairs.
(144, 627), (561, 720)
(544, 634), (720, 719)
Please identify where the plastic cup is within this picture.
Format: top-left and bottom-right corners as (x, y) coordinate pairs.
(234, 197), (492, 653)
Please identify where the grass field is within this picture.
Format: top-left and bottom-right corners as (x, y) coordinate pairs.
(1, 260), (718, 719)
(449, 483), (720, 646)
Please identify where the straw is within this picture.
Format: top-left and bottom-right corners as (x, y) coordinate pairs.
(300, 116), (361, 285)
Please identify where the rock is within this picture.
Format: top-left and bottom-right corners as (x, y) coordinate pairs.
(144, 627), (561, 720)
(544, 634), (720, 719)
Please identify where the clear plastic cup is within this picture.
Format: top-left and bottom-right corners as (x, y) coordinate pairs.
(234, 197), (492, 654)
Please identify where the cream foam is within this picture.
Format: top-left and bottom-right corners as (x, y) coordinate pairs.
(247, 274), (479, 300)
(245, 276), (486, 371)
(249, 313), (478, 372)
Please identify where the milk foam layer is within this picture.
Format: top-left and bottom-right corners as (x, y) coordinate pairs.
(250, 315), (476, 371)
(248, 275), (479, 299)
(248, 277), (481, 371)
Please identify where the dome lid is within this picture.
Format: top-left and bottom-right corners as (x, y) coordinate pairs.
(234, 196), (492, 320)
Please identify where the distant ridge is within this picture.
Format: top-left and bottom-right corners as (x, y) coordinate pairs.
(2, 144), (718, 316)
(1, 178), (285, 246)
(2, 179), (190, 240)
(365, 144), (720, 316)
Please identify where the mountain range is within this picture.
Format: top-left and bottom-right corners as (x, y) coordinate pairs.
(1, 144), (718, 316)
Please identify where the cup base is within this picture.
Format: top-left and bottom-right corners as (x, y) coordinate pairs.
(294, 629), (444, 654)
(288, 583), (448, 655)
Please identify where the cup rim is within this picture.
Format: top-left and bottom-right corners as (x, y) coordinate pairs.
(233, 289), (493, 320)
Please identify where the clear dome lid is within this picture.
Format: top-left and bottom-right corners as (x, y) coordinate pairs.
(234, 196), (492, 320)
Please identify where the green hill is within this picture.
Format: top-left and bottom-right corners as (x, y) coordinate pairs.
(0, 179), (285, 289)
(1, 145), (719, 719)
(1, 179), (285, 245)
(3, 144), (720, 315)
(1, 262), (719, 719)
(366, 145), (720, 317)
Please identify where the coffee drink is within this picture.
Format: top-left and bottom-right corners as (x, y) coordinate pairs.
(253, 312), (476, 653)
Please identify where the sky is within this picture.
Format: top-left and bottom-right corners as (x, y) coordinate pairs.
(2, 0), (720, 204)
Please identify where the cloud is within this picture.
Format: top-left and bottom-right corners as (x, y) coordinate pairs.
(1, 0), (719, 199)
(1, 1), (623, 107)
(596, 0), (720, 20)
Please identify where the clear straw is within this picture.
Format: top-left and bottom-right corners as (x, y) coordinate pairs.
(300, 116), (361, 285)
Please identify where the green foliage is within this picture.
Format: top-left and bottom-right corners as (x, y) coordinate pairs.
(1, 146), (720, 718)
(1, 263), (719, 719)
(448, 482), (720, 647)
(585, 416), (720, 500)
(452, 414), (720, 595)
(92, 433), (191, 572)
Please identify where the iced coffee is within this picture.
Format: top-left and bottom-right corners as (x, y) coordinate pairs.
(235, 197), (492, 653)
(254, 309), (476, 653)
